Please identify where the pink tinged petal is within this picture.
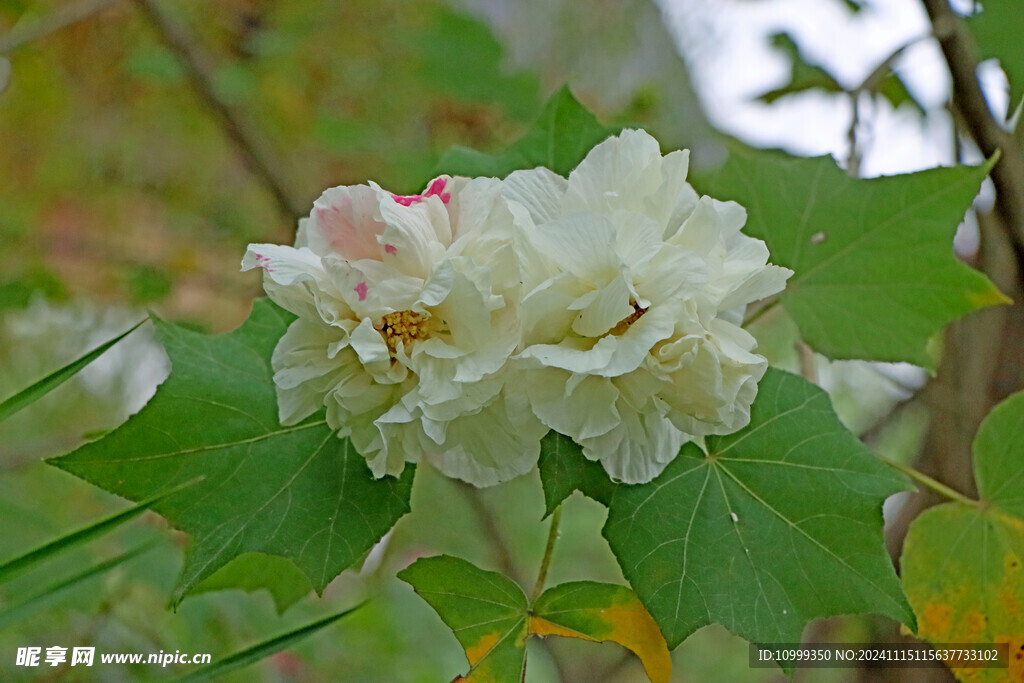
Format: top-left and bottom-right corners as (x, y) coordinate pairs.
(392, 176), (451, 206)
(424, 176), (451, 204)
(376, 200), (450, 278)
(392, 194), (419, 207)
(241, 244), (321, 284)
(354, 281), (368, 302)
(384, 244), (397, 255)
(307, 185), (386, 261)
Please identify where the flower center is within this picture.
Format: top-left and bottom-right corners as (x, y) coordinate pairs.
(610, 301), (648, 335)
(378, 310), (433, 354)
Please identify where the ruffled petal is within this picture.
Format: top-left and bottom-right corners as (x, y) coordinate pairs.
(563, 129), (664, 215)
(524, 368), (621, 441)
(503, 167), (569, 224)
(301, 184), (388, 260)
(424, 394), (546, 487)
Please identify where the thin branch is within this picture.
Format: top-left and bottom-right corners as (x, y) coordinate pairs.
(130, 0), (303, 220)
(846, 91), (863, 177)
(845, 33), (931, 176)
(856, 391), (922, 445)
(854, 33), (931, 97)
(530, 505), (562, 604)
(0, 0), (119, 54)
(921, 0), (1024, 253)
(795, 339), (817, 384)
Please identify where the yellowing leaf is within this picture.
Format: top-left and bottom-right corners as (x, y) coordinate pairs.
(397, 555), (528, 682)
(400, 556), (670, 682)
(531, 581), (671, 683)
(902, 390), (1024, 683)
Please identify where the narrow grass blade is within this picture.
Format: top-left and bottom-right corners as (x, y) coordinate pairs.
(0, 476), (201, 582)
(0, 541), (159, 629)
(0, 318), (147, 423)
(176, 603), (366, 681)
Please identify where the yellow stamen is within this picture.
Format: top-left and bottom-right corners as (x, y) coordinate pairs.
(377, 310), (433, 354)
(610, 301), (648, 335)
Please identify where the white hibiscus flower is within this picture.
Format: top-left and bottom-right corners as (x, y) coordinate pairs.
(242, 176), (545, 486)
(504, 129), (792, 484)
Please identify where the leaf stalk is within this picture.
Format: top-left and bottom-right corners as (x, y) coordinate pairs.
(880, 456), (978, 507)
(530, 505), (562, 604)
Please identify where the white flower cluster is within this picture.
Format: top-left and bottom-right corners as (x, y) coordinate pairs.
(243, 130), (791, 486)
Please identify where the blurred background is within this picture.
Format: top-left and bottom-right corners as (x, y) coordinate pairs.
(0, 0), (1017, 680)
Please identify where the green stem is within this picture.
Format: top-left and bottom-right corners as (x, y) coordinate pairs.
(530, 506), (562, 604)
(880, 456), (979, 507)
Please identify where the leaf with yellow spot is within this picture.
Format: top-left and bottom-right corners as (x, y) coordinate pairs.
(531, 581), (671, 683)
(398, 555), (528, 682)
(399, 556), (672, 682)
(902, 390), (1024, 683)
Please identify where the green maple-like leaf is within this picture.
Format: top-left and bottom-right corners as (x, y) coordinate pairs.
(902, 390), (1024, 683)
(603, 368), (914, 649)
(968, 0), (1024, 111)
(537, 430), (616, 517)
(193, 552), (314, 614)
(49, 299), (414, 602)
(398, 554), (529, 682)
(399, 555), (671, 682)
(693, 148), (1008, 367)
(531, 581), (671, 683)
(435, 86), (620, 178)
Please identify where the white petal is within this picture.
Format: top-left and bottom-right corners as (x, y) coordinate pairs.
(570, 274), (633, 338)
(376, 191), (451, 279)
(503, 167), (569, 224)
(666, 196), (725, 257)
(322, 256), (424, 316)
(525, 368), (621, 440)
(425, 395), (546, 486)
(719, 264), (793, 311)
(530, 212), (620, 283)
(563, 129), (664, 215)
(348, 318), (395, 378)
(580, 408), (684, 484)
(242, 244), (331, 319)
(638, 244), (708, 304)
(270, 319), (340, 424)
(611, 211), (664, 271)
(302, 184), (388, 260)
(644, 148), (691, 228)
